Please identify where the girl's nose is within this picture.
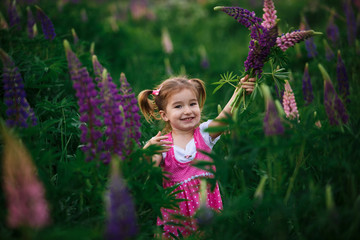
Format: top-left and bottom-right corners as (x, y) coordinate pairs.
(183, 105), (191, 114)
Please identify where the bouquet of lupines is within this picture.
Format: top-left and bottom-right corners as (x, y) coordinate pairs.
(214, 0), (321, 112)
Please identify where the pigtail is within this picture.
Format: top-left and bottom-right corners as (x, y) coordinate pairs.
(189, 78), (206, 109)
(137, 89), (156, 122)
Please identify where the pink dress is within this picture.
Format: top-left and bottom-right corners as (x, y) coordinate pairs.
(157, 124), (223, 238)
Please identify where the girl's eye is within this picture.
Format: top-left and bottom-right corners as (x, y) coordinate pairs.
(190, 102), (197, 106)
(175, 105), (182, 108)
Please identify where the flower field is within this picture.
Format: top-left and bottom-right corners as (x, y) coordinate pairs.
(0, 0), (359, 239)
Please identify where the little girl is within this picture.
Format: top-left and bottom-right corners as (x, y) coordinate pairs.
(138, 75), (254, 238)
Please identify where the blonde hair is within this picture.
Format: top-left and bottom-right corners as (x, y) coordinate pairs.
(138, 76), (206, 131)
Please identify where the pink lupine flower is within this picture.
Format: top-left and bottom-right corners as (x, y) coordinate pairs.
(282, 80), (299, 121)
(261, 0), (277, 29)
(276, 30), (321, 51)
(0, 11), (9, 30)
(315, 120), (322, 128)
(1, 124), (51, 228)
(161, 28), (173, 54)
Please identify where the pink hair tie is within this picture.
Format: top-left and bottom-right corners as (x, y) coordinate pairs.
(151, 86), (162, 96)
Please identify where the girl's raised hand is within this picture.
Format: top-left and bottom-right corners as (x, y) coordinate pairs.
(240, 75), (256, 94)
(144, 131), (172, 153)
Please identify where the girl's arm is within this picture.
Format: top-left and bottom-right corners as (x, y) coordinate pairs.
(208, 75), (255, 139)
(143, 131), (172, 167)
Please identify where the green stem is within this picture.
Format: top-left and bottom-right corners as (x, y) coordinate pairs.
(284, 142), (305, 204)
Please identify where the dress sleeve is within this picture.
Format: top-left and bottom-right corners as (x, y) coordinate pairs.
(199, 120), (221, 149)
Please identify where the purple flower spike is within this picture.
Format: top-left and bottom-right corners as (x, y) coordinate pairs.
(199, 45), (209, 69)
(64, 40), (104, 162)
(119, 73), (141, 150)
(99, 69), (125, 163)
(323, 39), (335, 61)
(35, 5), (56, 40)
(214, 6), (262, 29)
(264, 99), (284, 136)
(105, 159), (138, 240)
(72, 28), (79, 45)
(8, 1), (20, 30)
(305, 38), (318, 58)
(276, 30), (320, 52)
(244, 24), (277, 77)
(261, 0), (277, 29)
(302, 63), (314, 105)
(27, 7), (37, 39)
(344, 0), (357, 46)
(0, 49), (37, 128)
(319, 64), (348, 126)
(261, 84), (284, 136)
(92, 55), (105, 81)
(336, 50), (349, 102)
(326, 13), (340, 45)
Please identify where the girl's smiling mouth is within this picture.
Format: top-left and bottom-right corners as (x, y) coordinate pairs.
(181, 117), (195, 121)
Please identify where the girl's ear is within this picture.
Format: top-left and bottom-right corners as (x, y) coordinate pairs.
(159, 110), (169, 122)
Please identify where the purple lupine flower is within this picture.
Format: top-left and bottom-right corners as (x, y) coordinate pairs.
(261, 84), (284, 136)
(326, 13), (340, 46)
(7, 1), (20, 30)
(81, 9), (88, 22)
(2, 125), (50, 228)
(336, 50), (350, 102)
(27, 7), (37, 39)
(214, 6), (262, 29)
(264, 98), (284, 136)
(119, 73), (141, 149)
(323, 39), (335, 61)
(244, 24), (278, 77)
(105, 159), (137, 240)
(276, 30), (320, 51)
(261, 0), (277, 29)
(98, 69), (125, 163)
(199, 45), (209, 69)
(215, 4), (279, 78)
(92, 55), (105, 80)
(282, 80), (299, 120)
(318, 64), (348, 126)
(64, 40), (104, 162)
(305, 38), (318, 58)
(302, 63), (314, 105)
(0, 49), (37, 128)
(300, 18), (318, 58)
(72, 28), (79, 45)
(344, 0), (357, 46)
(35, 5), (56, 40)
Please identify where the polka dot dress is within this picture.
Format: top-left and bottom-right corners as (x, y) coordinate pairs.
(157, 127), (223, 238)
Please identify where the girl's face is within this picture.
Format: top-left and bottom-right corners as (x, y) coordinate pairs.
(160, 88), (201, 132)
